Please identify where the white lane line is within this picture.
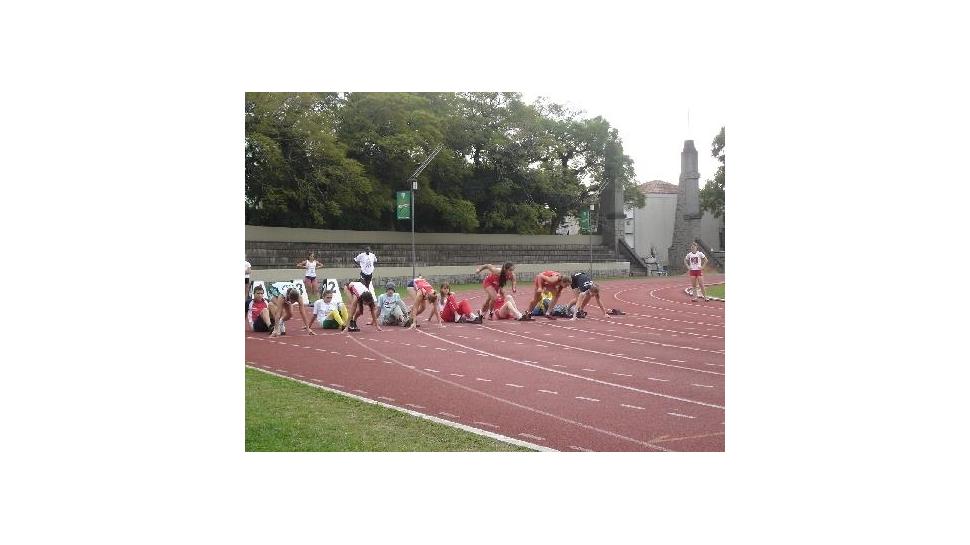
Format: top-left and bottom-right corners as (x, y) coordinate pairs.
(568, 445), (593, 452)
(582, 368), (597, 372)
(621, 404), (646, 410)
(383, 360), (393, 364)
(538, 390), (558, 395)
(475, 378), (492, 382)
(672, 359), (686, 363)
(310, 378), (323, 383)
(345, 354), (357, 358)
(552, 364), (567, 368)
(455, 350), (467, 354)
(576, 396), (600, 402)
(691, 384), (715, 388)
(429, 328), (723, 410)
(505, 383), (525, 388)
(406, 403), (426, 409)
(611, 372), (633, 377)
(474, 421), (500, 429)
(352, 389), (367, 394)
(423, 368), (440, 373)
(329, 383), (345, 388)
(667, 412), (695, 419)
(476, 353), (489, 357)
(330, 351), (340, 355)
(377, 396), (395, 402)
(439, 412), (459, 419)
(492, 326), (722, 375)
(402, 343), (411, 346)
(362, 357), (375, 361)
(647, 377), (670, 382)
(315, 348), (327, 352)
(519, 433), (545, 441)
(275, 368), (288, 372)
(449, 373), (465, 377)
(537, 322), (725, 355)
(435, 348), (448, 351)
(417, 345), (428, 348)
(293, 374), (305, 378)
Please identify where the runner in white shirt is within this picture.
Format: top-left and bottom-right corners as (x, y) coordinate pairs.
(683, 241), (711, 302)
(353, 246), (378, 288)
(296, 252), (323, 302)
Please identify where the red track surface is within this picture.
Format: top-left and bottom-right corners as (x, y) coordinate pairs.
(245, 275), (725, 451)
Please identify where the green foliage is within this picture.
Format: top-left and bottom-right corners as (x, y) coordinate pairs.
(700, 126), (725, 218)
(245, 92), (647, 234)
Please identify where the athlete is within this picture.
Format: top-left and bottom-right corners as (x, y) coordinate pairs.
(521, 270), (572, 320)
(476, 263), (516, 319)
(684, 241), (711, 302)
(296, 252), (323, 302)
(438, 282), (483, 324)
(406, 276), (444, 329)
(344, 280), (382, 332)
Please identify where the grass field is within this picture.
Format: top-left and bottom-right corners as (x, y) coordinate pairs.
(705, 283), (724, 299)
(245, 367), (534, 452)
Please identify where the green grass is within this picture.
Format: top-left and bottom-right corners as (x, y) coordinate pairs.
(705, 283), (724, 299)
(245, 367), (534, 452)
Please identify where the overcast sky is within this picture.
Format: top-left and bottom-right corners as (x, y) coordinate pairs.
(522, 90), (723, 188)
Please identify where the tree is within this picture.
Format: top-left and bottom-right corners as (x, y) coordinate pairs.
(700, 126), (725, 218)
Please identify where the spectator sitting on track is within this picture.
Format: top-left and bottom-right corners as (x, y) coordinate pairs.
(476, 263), (516, 320)
(268, 287), (315, 337)
(312, 289), (349, 331)
(247, 285), (276, 333)
(521, 270), (571, 320)
(492, 290), (524, 320)
(438, 282), (483, 324)
(377, 281), (412, 327)
(344, 280), (383, 332)
(530, 289), (555, 317)
(406, 276), (444, 329)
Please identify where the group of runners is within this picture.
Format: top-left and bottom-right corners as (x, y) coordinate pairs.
(246, 241), (713, 337)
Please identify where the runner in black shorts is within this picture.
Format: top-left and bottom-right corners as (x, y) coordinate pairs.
(567, 271), (610, 319)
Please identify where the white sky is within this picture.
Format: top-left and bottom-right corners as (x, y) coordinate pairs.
(522, 90), (723, 187)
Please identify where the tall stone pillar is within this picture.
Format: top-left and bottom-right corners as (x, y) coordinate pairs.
(668, 140), (702, 273)
(599, 138), (626, 258)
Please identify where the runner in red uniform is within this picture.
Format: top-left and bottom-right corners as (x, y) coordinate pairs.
(407, 276), (443, 329)
(521, 270), (571, 320)
(475, 263), (516, 319)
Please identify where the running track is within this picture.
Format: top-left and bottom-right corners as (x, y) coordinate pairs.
(245, 275), (725, 452)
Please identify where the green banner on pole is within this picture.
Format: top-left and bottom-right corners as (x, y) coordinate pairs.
(579, 209), (589, 234)
(396, 191), (411, 220)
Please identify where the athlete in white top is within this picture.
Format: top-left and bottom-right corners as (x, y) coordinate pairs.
(684, 242), (710, 302)
(245, 260), (252, 303)
(353, 246), (378, 288)
(296, 252), (323, 302)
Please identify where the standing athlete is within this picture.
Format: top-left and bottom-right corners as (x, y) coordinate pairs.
(684, 241), (711, 302)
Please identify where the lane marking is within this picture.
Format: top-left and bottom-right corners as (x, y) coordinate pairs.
(474, 421), (500, 429)
(621, 404), (646, 410)
(439, 412), (459, 418)
(293, 374), (305, 378)
(435, 348), (448, 351)
(486, 326), (723, 377)
(611, 372), (633, 377)
(345, 354), (357, 358)
(538, 390), (558, 395)
(519, 433), (545, 441)
(568, 445), (593, 452)
(424, 368), (440, 373)
(576, 396), (600, 402)
(329, 383), (345, 388)
(692, 383), (715, 388)
(582, 368), (597, 372)
(455, 350), (466, 354)
(475, 378), (492, 382)
(505, 383), (525, 388)
(667, 412), (695, 419)
(377, 396), (395, 402)
(672, 359), (686, 363)
(426, 329), (723, 409)
(406, 403), (426, 409)
(539, 322), (724, 355)
(352, 389), (368, 394)
(647, 377), (669, 382)
(449, 373), (465, 377)
(362, 357), (375, 361)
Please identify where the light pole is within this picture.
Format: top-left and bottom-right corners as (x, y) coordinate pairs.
(589, 203), (595, 275)
(405, 144), (443, 280)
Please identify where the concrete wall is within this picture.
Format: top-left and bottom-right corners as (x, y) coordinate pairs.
(247, 225), (602, 246)
(700, 212), (725, 251)
(624, 196), (723, 265)
(624, 193), (678, 266)
(251, 261), (631, 287)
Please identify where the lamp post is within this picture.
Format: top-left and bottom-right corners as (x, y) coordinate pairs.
(405, 144), (443, 281)
(589, 203), (595, 275)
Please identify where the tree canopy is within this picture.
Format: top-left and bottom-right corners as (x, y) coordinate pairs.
(245, 92), (644, 234)
(700, 126), (725, 219)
